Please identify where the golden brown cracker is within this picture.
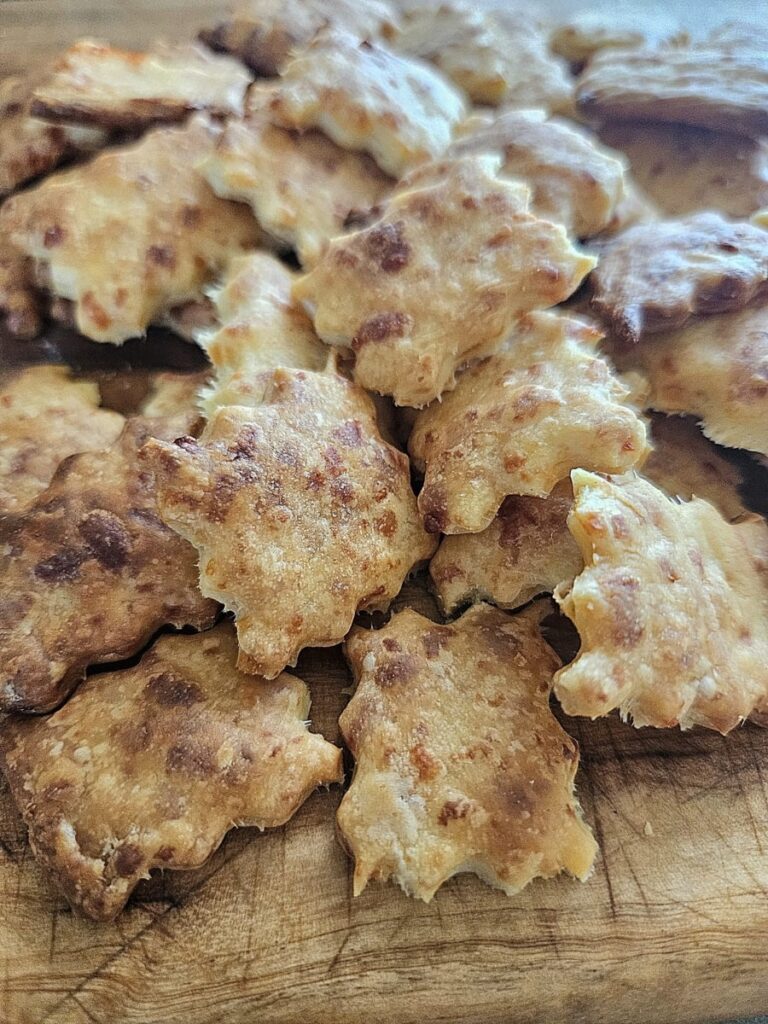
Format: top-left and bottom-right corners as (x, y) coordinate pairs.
(294, 156), (595, 407)
(554, 470), (768, 733)
(338, 601), (597, 900)
(0, 623), (342, 920)
(0, 415), (218, 714)
(409, 311), (647, 534)
(142, 368), (435, 679)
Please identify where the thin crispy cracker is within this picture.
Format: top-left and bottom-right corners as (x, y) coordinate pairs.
(0, 623), (342, 920)
(0, 366), (125, 515)
(203, 110), (393, 268)
(409, 311), (647, 534)
(0, 117), (262, 343)
(0, 241), (42, 339)
(554, 470), (768, 733)
(610, 304), (768, 456)
(264, 29), (467, 177)
(450, 109), (626, 238)
(577, 39), (768, 137)
(395, 3), (572, 110)
(139, 369), (212, 420)
(590, 213), (768, 345)
(294, 156), (595, 407)
(644, 413), (748, 520)
(338, 601), (597, 901)
(429, 482), (580, 615)
(0, 75), (105, 197)
(0, 414), (218, 713)
(200, 0), (399, 77)
(196, 253), (329, 419)
(551, 14), (684, 66)
(600, 122), (768, 219)
(142, 368), (435, 679)
(30, 40), (251, 129)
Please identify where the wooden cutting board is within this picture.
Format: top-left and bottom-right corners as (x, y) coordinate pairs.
(3, 2), (768, 1021)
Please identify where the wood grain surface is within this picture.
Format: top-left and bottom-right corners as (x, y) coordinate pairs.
(3, 3), (768, 1023)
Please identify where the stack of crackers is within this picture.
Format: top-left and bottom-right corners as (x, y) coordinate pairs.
(1, 0), (767, 920)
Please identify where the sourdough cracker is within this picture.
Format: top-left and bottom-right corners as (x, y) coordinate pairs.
(0, 624), (342, 920)
(142, 368), (435, 678)
(338, 601), (597, 901)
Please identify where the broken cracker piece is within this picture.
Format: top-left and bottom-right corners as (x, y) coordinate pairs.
(409, 311), (647, 534)
(590, 213), (768, 345)
(0, 240), (43, 339)
(551, 13), (685, 67)
(577, 39), (768, 138)
(554, 470), (768, 733)
(0, 623), (342, 920)
(0, 365), (125, 515)
(0, 117), (263, 344)
(600, 122), (768, 220)
(203, 111), (393, 268)
(644, 413), (748, 521)
(139, 369), (212, 420)
(395, 3), (572, 110)
(264, 29), (467, 178)
(338, 601), (597, 901)
(199, 0), (399, 77)
(0, 414), (218, 714)
(610, 304), (768, 456)
(450, 108), (626, 239)
(30, 39), (251, 130)
(294, 156), (594, 407)
(197, 253), (329, 418)
(429, 481), (581, 616)
(142, 368), (435, 679)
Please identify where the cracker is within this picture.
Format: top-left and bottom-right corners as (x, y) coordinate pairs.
(338, 601), (597, 901)
(590, 213), (768, 345)
(595, 177), (660, 238)
(0, 623), (342, 920)
(139, 370), (212, 420)
(0, 242), (42, 339)
(264, 29), (467, 177)
(0, 117), (262, 344)
(203, 110), (393, 268)
(294, 156), (595, 407)
(0, 414), (218, 713)
(0, 74), (105, 197)
(551, 13), (684, 67)
(610, 304), (768, 456)
(576, 39), (768, 138)
(395, 3), (572, 110)
(450, 109), (626, 238)
(0, 366), (125, 515)
(429, 482), (580, 615)
(554, 470), (768, 733)
(142, 368), (435, 679)
(30, 39), (251, 130)
(600, 122), (768, 219)
(643, 413), (748, 521)
(196, 253), (329, 419)
(409, 311), (647, 534)
(200, 0), (399, 77)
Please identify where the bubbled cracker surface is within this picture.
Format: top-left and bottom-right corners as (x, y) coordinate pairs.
(338, 601), (597, 901)
(554, 470), (768, 733)
(265, 29), (467, 178)
(0, 624), (342, 920)
(0, 414), (218, 714)
(142, 368), (435, 679)
(294, 156), (595, 408)
(0, 365), (124, 515)
(409, 311), (647, 534)
(0, 117), (263, 343)
(450, 109), (627, 239)
(196, 253), (329, 420)
(203, 111), (393, 269)
(30, 40), (251, 129)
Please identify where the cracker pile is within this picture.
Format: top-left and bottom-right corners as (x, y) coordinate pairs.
(1, 1), (768, 920)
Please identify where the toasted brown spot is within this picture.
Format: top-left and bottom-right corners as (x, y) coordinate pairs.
(410, 742), (441, 781)
(352, 311), (410, 351)
(374, 653), (417, 688)
(382, 637), (401, 652)
(364, 221), (410, 272)
(78, 510), (132, 570)
(166, 742), (215, 777)
(113, 843), (143, 878)
(43, 225), (65, 247)
(81, 292), (111, 331)
(422, 627), (453, 659)
(34, 548), (85, 583)
(146, 671), (205, 707)
(147, 244), (177, 269)
(332, 420), (365, 447)
(374, 509), (397, 537)
(438, 798), (472, 825)
(603, 570), (643, 648)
